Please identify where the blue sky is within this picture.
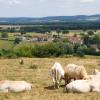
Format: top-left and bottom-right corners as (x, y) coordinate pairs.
(0, 0), (100, 17)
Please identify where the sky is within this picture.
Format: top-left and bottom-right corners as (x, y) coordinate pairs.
(0, 0), (100, 17)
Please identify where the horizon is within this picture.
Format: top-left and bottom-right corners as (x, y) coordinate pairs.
(0, 14), (100, 18)
(0, 0), (100, 17)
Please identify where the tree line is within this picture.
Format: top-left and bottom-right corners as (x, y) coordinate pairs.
(0, 22), (100, 33)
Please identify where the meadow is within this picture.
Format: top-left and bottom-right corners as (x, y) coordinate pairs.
(0, 56), (100, 100)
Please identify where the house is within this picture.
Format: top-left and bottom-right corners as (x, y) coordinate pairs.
(67, 36), (83, 44)
(31, 34), (53, 42)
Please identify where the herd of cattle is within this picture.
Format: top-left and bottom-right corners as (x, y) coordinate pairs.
(51, 62), (100, 93)
(0, 61), (100, 93)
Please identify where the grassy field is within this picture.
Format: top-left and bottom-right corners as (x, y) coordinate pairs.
(0, 40), (13, 49)
(0, 56), (100, 100)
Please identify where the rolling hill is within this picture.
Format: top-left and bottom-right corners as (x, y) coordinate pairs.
(0, 14), (100, 24)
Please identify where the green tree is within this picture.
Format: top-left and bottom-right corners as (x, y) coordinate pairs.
(21, 31), (26, 36)
(87, 31), (94, 36)
(62, 30), (69, 34)
(1, 32), (8, 38)
(83, 35), (90, 45)
(14, 38), (21, 44)
(93, 33), (100, 45)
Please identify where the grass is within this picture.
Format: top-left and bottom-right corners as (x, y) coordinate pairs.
(0, 40), (13, 49)
(0, 56), (100, 100)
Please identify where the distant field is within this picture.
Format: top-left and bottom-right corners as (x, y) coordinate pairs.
(0, 56), (100, 100)
(0, 40), (13, 49)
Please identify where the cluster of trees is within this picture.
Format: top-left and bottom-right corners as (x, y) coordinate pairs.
(82, 32), (100, 45)
(0, 22), (100, 33)
(0, 41), (99, 58)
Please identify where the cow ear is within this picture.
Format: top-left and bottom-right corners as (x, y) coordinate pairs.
(94, 69), (99, 74)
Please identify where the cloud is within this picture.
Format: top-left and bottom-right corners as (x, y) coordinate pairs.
(8, 0), (21, 5)
(0, 0), (21, 5)
(80, 0), (96, 3)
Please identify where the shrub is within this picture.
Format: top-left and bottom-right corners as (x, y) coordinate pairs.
(56, 42), (74, 55)
(74, 43), (81, 53)
(14, 46), (33, 57)
(14, 38), (22, 44)
(87, 31), (94, 35)
(32, 43), (59, 57)
(0, 49), (17, 58)
(1, 32), (8, 38)
(32, 42), (74, 57)
(0, 49), (3, 56)
(29, 64), (38, 69)
(75, 45), (89, 57)
(76, 47), (85, 57)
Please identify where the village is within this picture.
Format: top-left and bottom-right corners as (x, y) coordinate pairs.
(0, 30), (99, 53)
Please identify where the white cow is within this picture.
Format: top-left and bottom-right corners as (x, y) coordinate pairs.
(51, 62), (64, 89)
(8, 81), (32, 92)
(65, 80), (91, 93)
(65, 79), (100, 93)
(0, 80), (32, 93)
(64, 64), (88, 85)
(65, 69), (100, 93)
(0, 80), (10, 93)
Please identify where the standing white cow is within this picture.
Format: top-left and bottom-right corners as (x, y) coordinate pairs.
(64, 64), (88, 85)
(0, 80), (32, 93)
(51, 62), (64, 89)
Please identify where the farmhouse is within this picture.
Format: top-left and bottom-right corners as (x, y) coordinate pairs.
(30, 34), (53, 42)
(67, 36), (83, 44)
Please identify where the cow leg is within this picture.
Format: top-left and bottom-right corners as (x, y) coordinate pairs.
(53, 77), (56, 89)
(56, 81), (60, 89)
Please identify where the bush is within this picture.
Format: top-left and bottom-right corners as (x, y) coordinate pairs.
(76, 47), (85, 57)
(29, 64), (38, 69)
(14, 38), (22, 44)
(0, 49), (3, 56)
(56, 42), (74, 55)
(74, 43), (81, 53)
(14, 46), (33, 57)
(0, 41), (99, 58)
(1, 32), (8, 38)
(32, 42), (74, 57)
(75, 45), (89, 57)
(32, 43), (60, 57)
(0, 49), (17, 58)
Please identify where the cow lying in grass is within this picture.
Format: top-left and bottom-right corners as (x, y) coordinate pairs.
(65, 79), (100, 93)
(64, 64), (88, 85)
(0, 80), (32, 93)
(65, 69), (100, 93)
(51, 62), (64, 89)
